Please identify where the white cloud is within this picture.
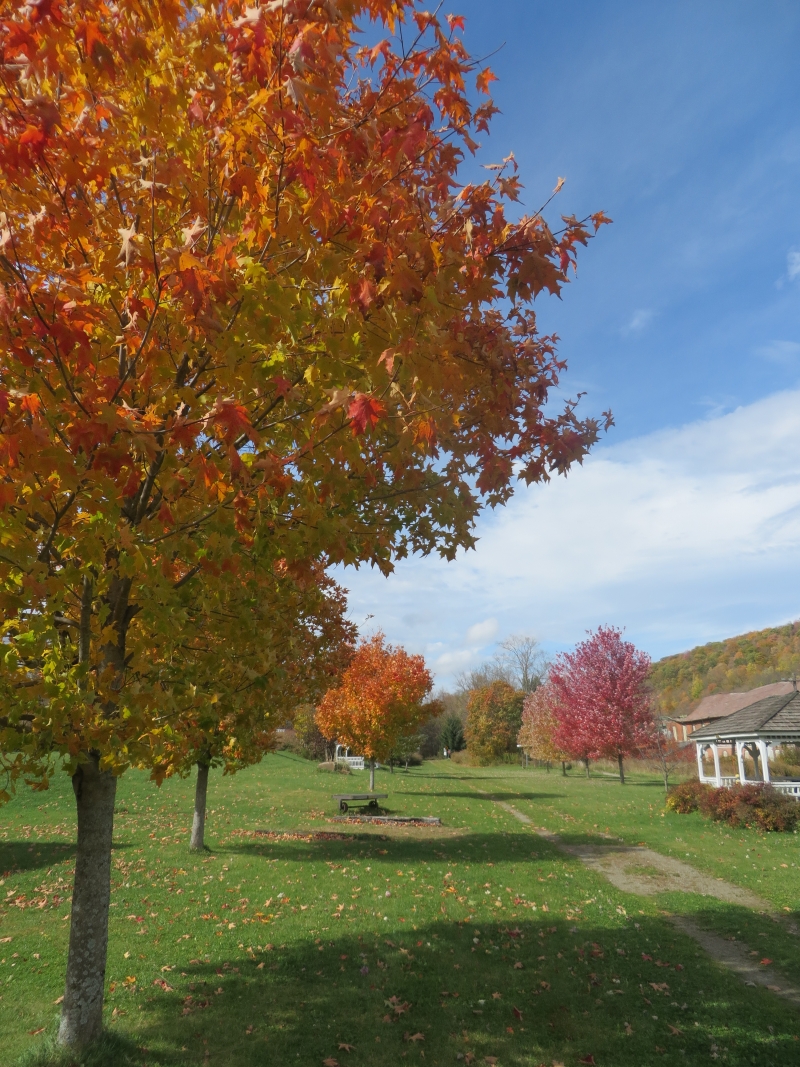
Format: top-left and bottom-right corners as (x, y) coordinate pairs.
(788, 250), (800, 281)
(465, 618), (498, 646)
(622, 308), (655, 335)
(336, 389), (800, 688)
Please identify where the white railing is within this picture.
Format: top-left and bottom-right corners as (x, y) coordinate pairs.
(699, 773), (738, 788)
(336, 755), (364, 770)
(771, 781), (800, 798)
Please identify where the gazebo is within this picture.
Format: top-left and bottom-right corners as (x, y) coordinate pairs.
(690, 690), (800, 798)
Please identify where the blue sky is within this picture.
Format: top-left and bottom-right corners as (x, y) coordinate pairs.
(337, 1), (800, 688)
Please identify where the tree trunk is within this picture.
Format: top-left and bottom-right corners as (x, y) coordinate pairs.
(190, 761), (210, 851)
(561, 761), (567, 777)
(584, 758), (590, 778)
(58, 754), (117, 1049)
(617, 753), (625, 784)
(369, 759), (375, 791)
(389, 757), (394, 774)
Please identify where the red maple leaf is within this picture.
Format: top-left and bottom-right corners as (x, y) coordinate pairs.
(352, 277), (376, 313)
(348, 393), (385, 436)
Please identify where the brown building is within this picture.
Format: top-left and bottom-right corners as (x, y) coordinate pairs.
(668, 681), (796, 742)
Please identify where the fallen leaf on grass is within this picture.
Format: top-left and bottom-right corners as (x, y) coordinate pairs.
(323, 1059), (340, 1067)
(513, 1006), (522, 1020)
(404, 1032), (425, 1043)
(491, 992), (501, 999)
(485, 1058), (498, 1065)
(760, 958), (773, 966)
(246, 1025), (254, 1034)
(624, 1022), (633, 1035)
(0, 937), (12, 944)
(464, 1055), (475, 1065)
(338, 1044), (355, 1052)
(668, 1025), (683, 1036)
(53, 996), (64, 1005)
(28, 1028), (45, 1036)
(513, 962), (523, 969)
(579, 1057), (596, 1065)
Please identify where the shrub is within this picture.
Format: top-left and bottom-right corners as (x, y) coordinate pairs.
(700, 783), (799, 832)
(665, 779), (712, 813)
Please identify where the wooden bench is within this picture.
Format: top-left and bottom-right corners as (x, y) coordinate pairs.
(332, 793), (388, 813)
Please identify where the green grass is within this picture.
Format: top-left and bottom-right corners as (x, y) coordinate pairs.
(1, 755), (799, 1065)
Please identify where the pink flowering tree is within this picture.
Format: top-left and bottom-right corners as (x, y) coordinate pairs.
(550, 626), (656, 783)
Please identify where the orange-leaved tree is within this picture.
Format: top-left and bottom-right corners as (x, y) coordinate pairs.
(0, 0), (609, 1048)
(316, 633), (432, 789)
(518, 683), (570, 774)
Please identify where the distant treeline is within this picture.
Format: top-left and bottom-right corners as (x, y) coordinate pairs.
(649, 620), (800, 717)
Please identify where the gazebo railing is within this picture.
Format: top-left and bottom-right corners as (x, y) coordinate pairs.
(771, 781), (800, 798)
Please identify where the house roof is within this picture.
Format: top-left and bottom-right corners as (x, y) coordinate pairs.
(678, 681), (796, 724)
(690, 691), (800, 743)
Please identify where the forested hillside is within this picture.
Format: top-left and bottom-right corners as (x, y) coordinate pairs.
(650, 621), (800, 717)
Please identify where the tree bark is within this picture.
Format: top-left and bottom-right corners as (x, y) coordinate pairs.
(584, 758), (590, 778)
(191, 761), (210, 850)
(561, 761), (567, 776)
(369, 759), (375, 791)
(618, 753), (625, 784)
(58, 754), (117, 1048)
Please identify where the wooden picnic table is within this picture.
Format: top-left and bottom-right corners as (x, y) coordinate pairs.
(332, 792), (388, 813)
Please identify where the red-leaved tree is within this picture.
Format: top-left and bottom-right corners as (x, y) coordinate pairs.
(550, 626), (655, 783)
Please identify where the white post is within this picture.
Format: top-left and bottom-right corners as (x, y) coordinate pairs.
(696, 743), (705, 781)
(736, 741), (746, 784)
(758, 741), (771, 783)
(711, 743), (722, 787)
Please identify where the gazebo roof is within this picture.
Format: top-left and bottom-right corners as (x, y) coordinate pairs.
(691, 690), (800, 743)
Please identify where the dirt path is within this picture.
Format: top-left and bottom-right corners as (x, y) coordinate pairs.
(491, 799), (800, 1009)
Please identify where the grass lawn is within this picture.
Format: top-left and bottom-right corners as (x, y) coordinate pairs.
(1, 755), (799, 1066)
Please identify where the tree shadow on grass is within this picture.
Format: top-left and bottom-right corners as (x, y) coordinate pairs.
(1, 841), (76, 877)
(389, 790), (561, 802)
(221, 831), (565, 867)
(86, 912), (800, 1067)
(656, 894), (800, 987)
(0, 841), (132, 878)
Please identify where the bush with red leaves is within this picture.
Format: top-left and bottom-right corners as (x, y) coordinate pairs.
(665, 779), (713, 814)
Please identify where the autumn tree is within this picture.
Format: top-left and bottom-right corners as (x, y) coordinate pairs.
(465, 680), (524, 765)
(643, 718), (693, 791)
(158, 563), (355, 851)
(293, 703), (333, 762)
(518, 683), (569, 774)
(550, 627), (656, 783)
(0, 0), (608, 1049)
(316, 633), (432, 788)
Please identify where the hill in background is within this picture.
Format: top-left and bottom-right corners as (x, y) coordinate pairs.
(649, 620), (800, 718)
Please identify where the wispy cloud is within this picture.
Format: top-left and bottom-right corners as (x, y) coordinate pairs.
(755, 339), (800, 365)
(787, 250), (800, 281)
(622, 308), (656, 335)
(337, 389), (800, 688)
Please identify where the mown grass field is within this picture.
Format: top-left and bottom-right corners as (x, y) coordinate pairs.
(1, 755), (799, 1066)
